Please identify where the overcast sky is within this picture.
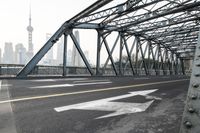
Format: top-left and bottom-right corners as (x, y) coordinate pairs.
(0, 0), (95, 52)
(0, 0), (126, 65)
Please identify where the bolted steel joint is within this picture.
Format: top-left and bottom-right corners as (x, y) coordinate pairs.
(192, 83), (199, 88)
(184, 121), (192, 128)
(196, 63), (200, 67)
(188, 107), (195, 113)
(191, 94), (197, 100)
(195, 73), (200, 77)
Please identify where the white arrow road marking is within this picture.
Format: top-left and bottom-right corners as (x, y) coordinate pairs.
(30, 81), (112, 89)
(54, 89), (160, 119)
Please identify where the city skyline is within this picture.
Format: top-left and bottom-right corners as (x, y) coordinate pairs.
(0, 0), (123, 65)
(0, 0), (95, 53)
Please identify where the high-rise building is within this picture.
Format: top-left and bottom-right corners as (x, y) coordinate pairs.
(0, 48), (2, 64)
(3, 42), (14, 64)
(15, 43), (27, 64)
(26, 6), (34, 61)
(72, 30), (82, 67)
(45, 33), (54, 65)
(67, 49), (72, 66)
(56, 36), (64, 65)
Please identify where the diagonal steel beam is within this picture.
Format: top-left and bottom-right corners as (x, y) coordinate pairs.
(70, 32), (94, 76)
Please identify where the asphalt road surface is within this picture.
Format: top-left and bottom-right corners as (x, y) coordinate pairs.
(0, 76), (189, 133)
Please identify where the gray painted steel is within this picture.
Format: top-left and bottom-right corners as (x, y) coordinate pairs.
(180, 31), (200, 133)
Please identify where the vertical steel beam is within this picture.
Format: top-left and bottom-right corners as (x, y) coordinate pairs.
(159, 46), (166, 75)
(180, 59), (186, 75)
(147, 41), (151, 75)
(135, 37), (139, 75)
(63, 34), (68, 76)
(155, 46), (160, 75)
(171, 53), (175, 75)
(175, 55), (179, 75)
(163, 49), (167, 75)
(179, 31), (200, 133)
(149, 42), (158, 75)
(70, 32), (94, 76)
(119, 33), (123, 76)
(168, 51), (172, 75)
(96, 30), (101, 75)
(167, 51), (173, 75)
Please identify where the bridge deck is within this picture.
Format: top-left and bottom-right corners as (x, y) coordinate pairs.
(0, 76), (189, 133)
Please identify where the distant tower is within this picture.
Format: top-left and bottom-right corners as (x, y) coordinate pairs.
(72, 30), (82, 67)
(0, 48), (2, 63)
(56, 36), (64, 65)
(26, 6), (34, 60)
(15, 43), (27, 64)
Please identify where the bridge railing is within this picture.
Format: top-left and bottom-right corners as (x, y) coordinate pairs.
(0, 64), (186, 77)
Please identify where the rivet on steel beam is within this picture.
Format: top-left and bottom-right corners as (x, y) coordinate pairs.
(191, 94), (197, 100)
(196, 63), (200, 67)
(188, 108), (195, 113)
(195, 73), (200, 77)
(192, 84), (199, 88)
(185, 121), (192, 128)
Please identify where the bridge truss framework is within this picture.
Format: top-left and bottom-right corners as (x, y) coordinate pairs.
(17, 0), (200, 132)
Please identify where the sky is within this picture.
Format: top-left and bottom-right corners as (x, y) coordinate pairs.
(0, 0), (130, 65)
(0, 0), (99, 62)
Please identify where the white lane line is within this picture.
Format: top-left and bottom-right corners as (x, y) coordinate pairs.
(73, 80), (110, 83)
(0, 80), (2, 92)
(1, 84), (12, 87)
(134, 78), (150, 80)
(30, 81), (112, 89)
(31, 78), (88, 82)
(0, 80), (17, 133)
(55, 78), (88, 81)
(0, 79), (188, 104)
(30, 84), (73, 89)
(30, 79), (55, 82)
(73, 82), (112, 86)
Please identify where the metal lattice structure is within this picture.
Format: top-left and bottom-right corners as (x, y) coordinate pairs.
(16, 0), (200, 132)
(17, 0), (200, 77)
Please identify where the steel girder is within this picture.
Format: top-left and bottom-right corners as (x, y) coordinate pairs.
(17, 0), (199, 79)
(11, 2), (200, 131)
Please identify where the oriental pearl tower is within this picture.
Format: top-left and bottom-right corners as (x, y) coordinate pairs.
(26, 6), (34, 60)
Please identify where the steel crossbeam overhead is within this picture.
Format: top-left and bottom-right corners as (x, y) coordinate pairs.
(16, 2), (200, 122)
(9, 1), (200, 129)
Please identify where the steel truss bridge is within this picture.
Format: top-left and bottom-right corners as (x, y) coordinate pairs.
(15, 0), (200, 132)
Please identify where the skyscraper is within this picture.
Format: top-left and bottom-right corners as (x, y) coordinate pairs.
(3, 42), (14, 64)
(45, 33), (54, 65)
(26, 6), (34, 61)
(15, 43), (27, 64)
(67, 49), (72, 66)
(72, 30), (82, 67)
(56, 36), (64, 65)
(0, 48), (1, 64)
